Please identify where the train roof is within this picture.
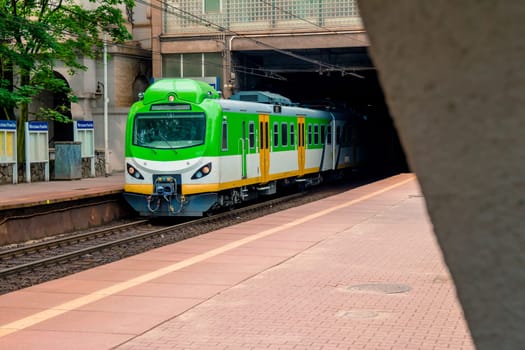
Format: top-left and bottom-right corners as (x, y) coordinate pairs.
(229, 91), (294, 106)
(136, 79), (361, 121)
(142, 79), (220, 105)
(217, 99), (351, 120)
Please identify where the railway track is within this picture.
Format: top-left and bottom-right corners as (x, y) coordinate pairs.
(0, 191), (309, 294)
(0, 219), (150, 277)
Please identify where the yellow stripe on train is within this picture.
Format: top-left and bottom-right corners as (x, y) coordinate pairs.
(124, 168), (324, 196)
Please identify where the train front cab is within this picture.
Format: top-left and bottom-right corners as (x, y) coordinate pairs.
(123, 79), (225, 217)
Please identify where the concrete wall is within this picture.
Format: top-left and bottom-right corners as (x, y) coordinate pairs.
(358, 1), (525, 349)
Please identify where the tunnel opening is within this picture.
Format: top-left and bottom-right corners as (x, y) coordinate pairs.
(232, 47), (409, 177)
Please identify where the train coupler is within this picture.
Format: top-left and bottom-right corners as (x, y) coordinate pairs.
(154, 176), (176, 197)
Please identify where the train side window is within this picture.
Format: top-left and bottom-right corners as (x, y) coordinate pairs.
(281, 123), (288, 146)
(308, 124), (312, 145)
(290, 123), (295, 146)
(314, 124), (319, 144)
(249, 121), (255, 149)
(298, 124), (301, 147)
(336, 126), (341, 145)
(321, 125), (326, 144)
(265, 122), (269, 148)
(259, 122), (263, 149)
(327, 125), (332, 144)
(221, 121), (228, 151)
(273, 122), (279, 147)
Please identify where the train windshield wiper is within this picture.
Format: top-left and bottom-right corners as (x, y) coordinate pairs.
(158, 133), (178, 154)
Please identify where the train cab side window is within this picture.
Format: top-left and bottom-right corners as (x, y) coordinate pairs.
(281, 123), (288, 146)
(336, 126), (341, 145)
(273, 122), (279, 147)
(221, 121), (228, 151)
(249, 121), (255, 149)
(308, 124), (312, 145)
(314, 124), (319, 144)
(327, 125), (332, 144)
(290, 123), (295, 146)
(321, 125), (326, 144)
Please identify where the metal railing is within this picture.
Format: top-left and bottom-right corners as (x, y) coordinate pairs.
(163, 0), (361, 34)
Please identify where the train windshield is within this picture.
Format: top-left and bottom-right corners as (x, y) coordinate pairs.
(133, 112), (206, 149)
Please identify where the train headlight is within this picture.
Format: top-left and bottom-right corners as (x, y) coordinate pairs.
(191, 163), (212, 179)
(127, 163), (144, 180)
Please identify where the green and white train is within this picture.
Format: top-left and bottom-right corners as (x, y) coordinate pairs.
(124, 78), (365, 217)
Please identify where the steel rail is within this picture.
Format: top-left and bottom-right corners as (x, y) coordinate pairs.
(0, 220), (149, 261)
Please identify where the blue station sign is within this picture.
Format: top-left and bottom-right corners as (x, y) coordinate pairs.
(28, 121), (48, 131)
(76, 120), (94, 129)
(0, 120), (16, 130)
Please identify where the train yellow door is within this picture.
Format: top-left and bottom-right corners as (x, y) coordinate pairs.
(259, 114), (270, 182)
(297, 117), (305, 176)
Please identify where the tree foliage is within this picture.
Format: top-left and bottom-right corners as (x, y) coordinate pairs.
(0, 0), (133, 122)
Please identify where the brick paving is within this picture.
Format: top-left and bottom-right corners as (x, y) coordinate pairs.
(0, 174), (475, 349)
(115, 175), (474, 350)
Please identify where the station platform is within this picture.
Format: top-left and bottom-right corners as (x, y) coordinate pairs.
(0, 173), (124, 211)
(0, 173), (475, 349)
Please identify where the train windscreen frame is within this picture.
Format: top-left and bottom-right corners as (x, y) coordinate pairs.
(133, 112), (206, 149)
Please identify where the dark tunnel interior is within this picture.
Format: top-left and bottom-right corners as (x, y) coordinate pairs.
(233, 48), (409, 176)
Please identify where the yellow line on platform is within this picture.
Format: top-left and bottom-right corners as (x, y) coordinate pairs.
(0, 175), (415, 338)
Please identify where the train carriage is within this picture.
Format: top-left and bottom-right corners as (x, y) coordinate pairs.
(124, 78), (363, 217)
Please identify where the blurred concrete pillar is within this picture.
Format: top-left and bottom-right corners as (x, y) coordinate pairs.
(358, 1), (525, 349)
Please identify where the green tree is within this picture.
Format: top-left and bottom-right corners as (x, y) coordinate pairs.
(0, 0), (133, 159)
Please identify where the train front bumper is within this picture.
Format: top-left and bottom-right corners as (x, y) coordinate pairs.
(123, 192), (218, 217)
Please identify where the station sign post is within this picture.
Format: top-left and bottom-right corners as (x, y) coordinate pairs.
(74, 120), (95, 177)
(25, 121), (49, 183)
(0, 120), (18, 184)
